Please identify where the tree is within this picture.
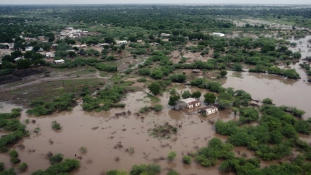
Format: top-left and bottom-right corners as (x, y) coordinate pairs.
(16, 59), (31, 69)
(220, 70), (227, 77)
(168, 95), (180, 109)
(182, 90), (192, 99)
(191, 91), (201, 99)
(148, 82), (161, 96)
(204, 93), (216, 104)
(232, 63), (242, 71)
(262, 98), (273, 104)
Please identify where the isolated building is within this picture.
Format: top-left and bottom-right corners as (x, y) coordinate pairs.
(160, 33), (170, 37)
(179, 98), (201, 109)
(200, 106), (218, 115)
(116, 40), (128, 45)
(54, 59), (65, 64)
(212, 32), (225, 37)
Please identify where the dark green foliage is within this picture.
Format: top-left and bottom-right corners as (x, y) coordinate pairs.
(215, 120), (238, 136)
(262, 98), (273, 104)
(167, 169), (179, 175)
(0, 162), (4, 172)
(27, 93), (75, 116)
(219, 157), (260, 174)
(9, 150), (20, 164)
(168, 95), (180, 108)
(18, 162), (28, 173)
(31, 159), (79, 175)
(191, 91), (202, 99)
(130, 164), (161, 175)
(204, 93), (216, 104)
(95, 63), (117, 72)
(196, 138), (234, 167)
(182, 90), (192, 99)
(0, 168), (15, 175)
(182, 156), (191, 164)
(232, 63), (242, 71)
(106, 170), (127, 175)
(0, 108), (22, 119)
(148, 82), (161, 96)
(82, 86), (125, 112)
(169, 74), (186, 83)
(239, 107), (259, 124)
(49, 153), (64, 164)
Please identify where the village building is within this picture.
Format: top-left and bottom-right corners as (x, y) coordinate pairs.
(45, 52), (55, 58)
(116, 40), (128, 45)
(160, 33), (170, 37)
(14, 57), (23, 62)
(179, 98), (201, 109)
(212, 32), (225, 37)
(53, 59), (65, 64)
(199, 105), (218, 115)
(25, 46), (33, 51)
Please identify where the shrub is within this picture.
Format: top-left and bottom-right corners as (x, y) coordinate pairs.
(130, 164), (161, 175)
(262, 98), (273, 104)
(106, 170), (127, 175)
(32, 159), (80, 175)
(153, 104), (163, 112)
(18, 162), (28, 172)
(167, 169), (179, 175)
(239, 107), (259, 124)
(51, 121), (62, 130)
(183, 156), (191, 164)
(49, 153), (64, 164)
(0, 162), (4, 172)
(79, 146), (87, 154)
(167, 151), (176, 161)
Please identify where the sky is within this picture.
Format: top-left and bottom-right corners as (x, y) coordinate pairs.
(0, 0), (310, 5)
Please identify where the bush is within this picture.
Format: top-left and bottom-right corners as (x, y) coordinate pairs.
(239, 107), (259, 124)
(51, 121), (62, 130)
(182, 156), (191, 164)
(153, 104), (163, 112)
(18, 162), (28, 172)
(215, 120), (238, 136)
(167, 151), (177, 161)
(49, 153), (64, 164)
(169, 74), (186, 83)
(182, 90), (192, 99)
(130, 164), (161, 175)
(32, 159), (80, 175)
(262, 98), (273, 104)
(106, 170), (127, 175)
(167, 169), (179, 175)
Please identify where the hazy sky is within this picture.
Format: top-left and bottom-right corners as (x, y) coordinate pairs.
(0, 0), (309, 5)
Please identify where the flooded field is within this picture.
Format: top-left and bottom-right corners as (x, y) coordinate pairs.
(221, 35), (311, 118)
(0, 90), (233, 175)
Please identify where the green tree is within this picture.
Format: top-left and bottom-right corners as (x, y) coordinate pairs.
(220, 70), (228, 77)
(204, 93), (216, 104)
(182, 90), (192, 99)
(16, 59), (31, 69)
(183, 156), (191, 164)
(148, 82), (161, 96)
(168, 95), (180, 109)
(191, 91), (202, 99)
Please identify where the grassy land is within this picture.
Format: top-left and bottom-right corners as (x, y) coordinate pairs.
(0, 78), (103, 107)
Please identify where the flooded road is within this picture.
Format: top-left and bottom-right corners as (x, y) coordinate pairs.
(222, 36), (311, 118)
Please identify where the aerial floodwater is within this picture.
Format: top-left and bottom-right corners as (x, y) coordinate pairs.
(222, 35), (311, 118)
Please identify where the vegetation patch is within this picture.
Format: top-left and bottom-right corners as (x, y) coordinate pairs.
(148, 123), (178, 139)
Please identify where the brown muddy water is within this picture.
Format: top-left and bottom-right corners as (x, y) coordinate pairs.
(0, 90), (234, 175)
(221, 36), (311, 118)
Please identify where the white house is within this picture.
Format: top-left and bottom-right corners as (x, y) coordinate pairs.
(45, 52), (55, 58)
(179, 98), (201, 109)
(160, 33), (170, 37)
(116, 40), (128, 45)
(200, 106), (218, 115)
(14, 57), (23, 62)
(54, 59), (65, 64)
(212, 32), (225, 37)
(25, 46), (33, 51)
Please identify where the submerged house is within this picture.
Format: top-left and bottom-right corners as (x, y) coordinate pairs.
(179, 98), (201, 109)
(200, 106), (218, 115)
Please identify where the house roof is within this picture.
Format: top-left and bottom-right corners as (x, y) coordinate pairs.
(180, 98), (200, 105)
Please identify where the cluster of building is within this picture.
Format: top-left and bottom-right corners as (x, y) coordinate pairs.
(179, 98), (218, 115)
(58, 27), (89, 39)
